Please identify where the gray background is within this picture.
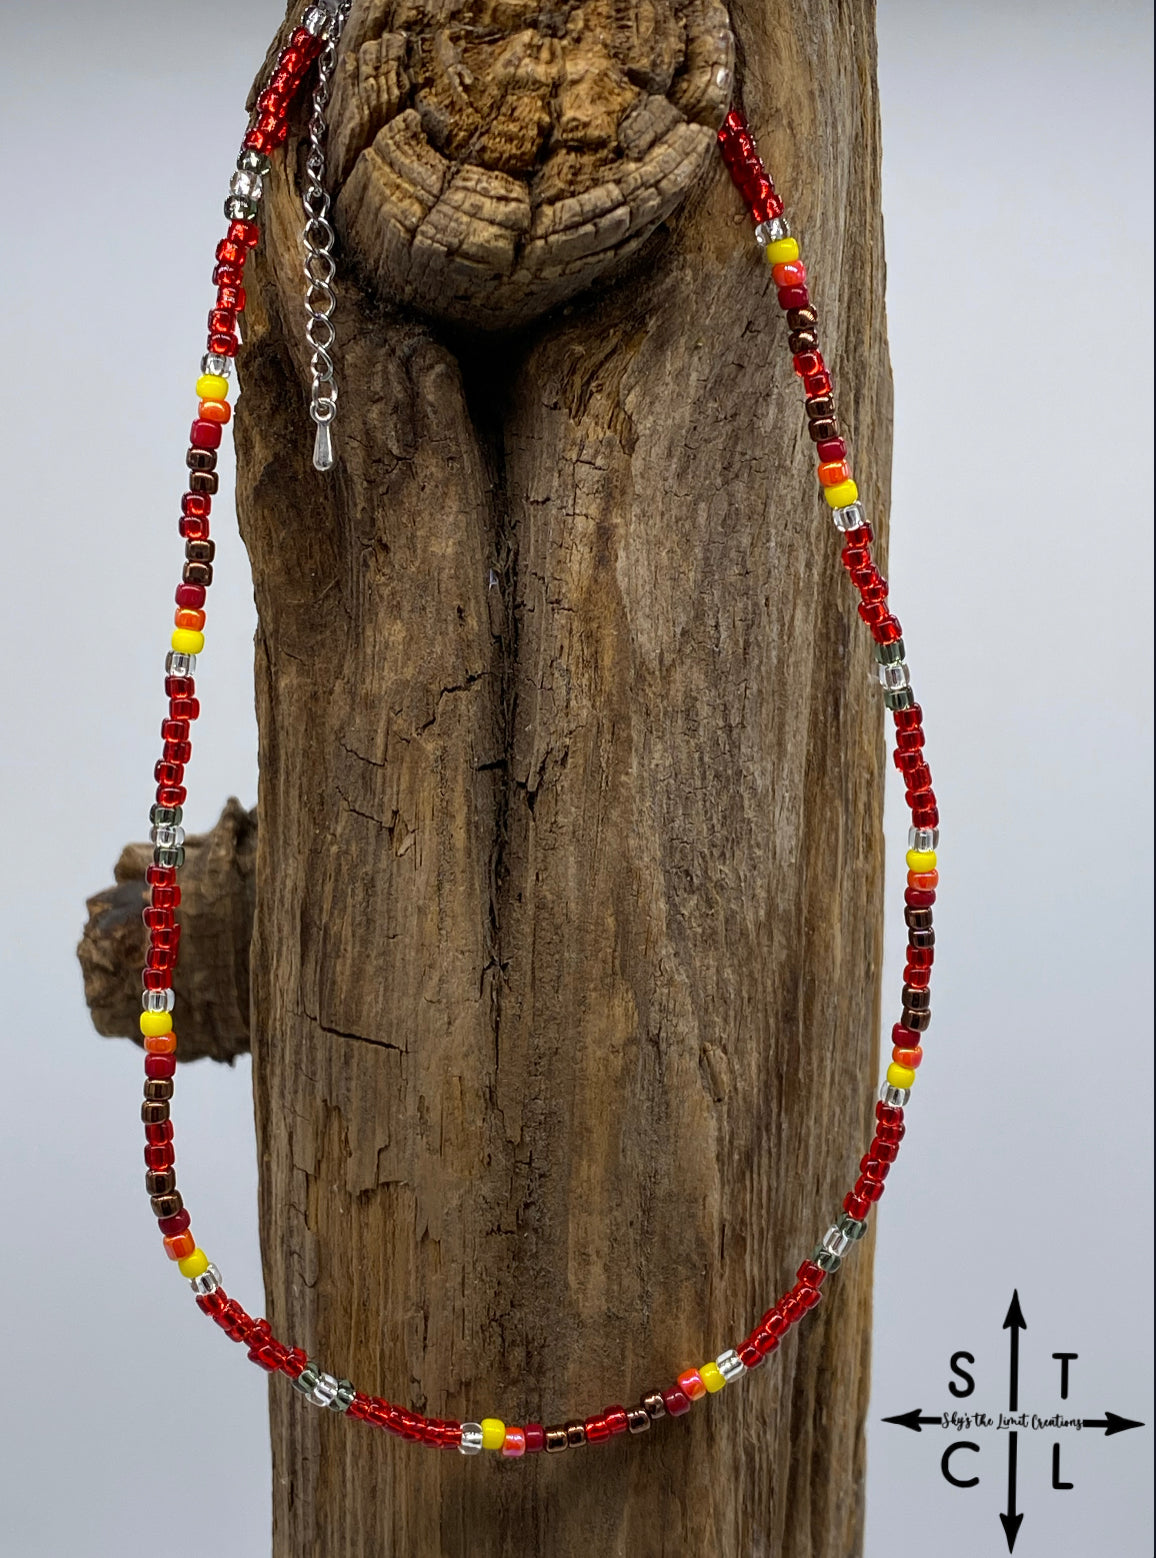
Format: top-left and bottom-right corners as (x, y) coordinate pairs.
(0, 2), (1150, 1554)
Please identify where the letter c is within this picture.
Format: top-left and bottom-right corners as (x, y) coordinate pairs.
(941, 1440), (980, 1488)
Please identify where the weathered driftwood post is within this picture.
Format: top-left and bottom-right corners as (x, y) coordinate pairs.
(82, 0), (891, 1550)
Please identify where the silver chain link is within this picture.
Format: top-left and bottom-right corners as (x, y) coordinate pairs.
(302, 2), (353, 471)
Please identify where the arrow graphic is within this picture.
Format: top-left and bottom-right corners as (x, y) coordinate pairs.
(1000, 1431), (1023, 1552)
(881, 1408), (942, 1433)
(1003, 1290), (1026, 1411)
(1081, 1412), (1145, 1437)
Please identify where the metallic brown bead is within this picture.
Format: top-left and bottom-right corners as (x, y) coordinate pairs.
(808, 417), (839, 442)
(185, 538), (216, 564)
(904, 906), (933, 932)
(805, 395), (834, 420)
(788, 329), (820, 354)
(145, 1168), (177, 1196)
(786, 306), (819, 331)
(544, 1426), (569, 1453)
(565, 1421), (587, 1448)
(641, 1391), (667, 1420)
(141, 1100), (170, 1125)
(186, 447), (217, 472)
(188, 471), (219, 495)
(144, 1079), (175, 1101)
(902, 985), (931, 1011)
(183, 561), (214, 587)
(626, 1407), (651, 1434)
(900, 1008), (931, 1032)
(908, 927), (935, 949)
(150, 1191), (183, 1219)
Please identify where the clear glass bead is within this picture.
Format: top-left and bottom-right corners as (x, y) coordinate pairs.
(831, 500), (866, 532)
(229, 170), (263, 202)
(166, 651), (197, 676)
(311, 1372), (340, 1409)
(821, 1225), (851, 1258)
(459, 1423), (483, 1455)
(224, 195), (258, 223)
(873, 638), (905, 665)
(879, 1081), (910, 1108)
(877, 662), (910, 690)
(754, 217), (790, 246)
(142, 989), (175, 1012)
(908, 826), (939, 851)
(302, 5), (331, 33)
(190, 1263), (222, 1296)
(150, 825), (186, 849)
(236, 149), (270, 177)
(200, 353), (232, 379)
(716, 1348), (745, 1383)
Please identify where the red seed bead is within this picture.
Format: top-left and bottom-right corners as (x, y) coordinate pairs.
(142, 969), (172, 992)
(903, 965), (931, 989)
(777, 285), (810, 310)
(872, 1137), (899, 1163)
(818, 460), (851, 487)
(795, 1282), (822, 1312)
(792, 351), (824, 378)
(762, 1308), (788, 1339)
(144, 1120), (174, 1144)
(738, 1339), (762, 1369)
(780, 1291), (804, 1325)
(585, 1416), (611, 1443)
(773, 260), (807, 287)
(905, 889), (936, 911)
(215, 239), (247, 268)
(604, 1407), (629, 1436)
(146, 864), (176, 887)
(524, 1423), (545, 1453)
(144, 1141), (175, 1170)
(169, 698), (200, 720)
(175, 583), (206, 610)
(150, 886), (181, 911)
(227, 219), (260, 248)
(143, 907), (174, 930)
(208, 333), (238, 358)
(157, 1209), (191, 1237)
(860, 1155), (890, 1181)
(855, 1174), (885, 1203)
(844, 1191), (871, 1220)
(145, 1055), (177, 1080)
(208, 309), (237, 337)
(213, 262), (245, 288)
(872, 615), (903, 644)
(803, 370), (832, 399)
(190, 418), (223, 451)
(181, 492), (211, 518)
(164, 1231), (197, 1261)
(876, 1101), (904, 1127)
(161, 719), (190, 743)
(796, 1260), (826, 1287)
(156, 786), (187, 808)
(179, 515), (210, 540)
(816, 438), (847, 463)
(893, 1046), (924, 1069)
(162, 741), (192, 765)
(753, 1326), (778, 1356)
(215, 285), (245, 313)
(661, 1386), (691, 1416)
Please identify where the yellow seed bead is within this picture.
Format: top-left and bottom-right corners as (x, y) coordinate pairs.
(764, 236), (800, 266)
(480, 1418), (506, 1450)
(172, 628), (205, 655)
(906, 849), (937, 873)
(887, 1062), (916, 1090)
(824, 479), (859, 509)
(140, 1010), (174, 1037)
(196, 373), (229, 403)
(178, 1248), (210, 1280)
(700, 1361), (726, 1393)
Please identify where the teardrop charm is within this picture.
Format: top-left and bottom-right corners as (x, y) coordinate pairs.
(312, 420), (334, 472)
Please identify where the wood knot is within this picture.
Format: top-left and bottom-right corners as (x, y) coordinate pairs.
(328, 0), (734, 329)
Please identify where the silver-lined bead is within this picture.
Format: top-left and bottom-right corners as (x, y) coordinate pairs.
(811, 1246), (842, 1273)
(873, 638), (906, 666)
(883, 685), (916, 712)
(224, 194), (258, 223)
(153, 846), (185, 869)
(310, 1372), (340, 1408)
(716, 1348), (746, 1383)
(229, 169), (263, 203)
(142, 988), (175, 1012)
(877, 662), (911, 690)
(150, 805), (183, 826)
(821, 1224), (851, 1258)
(302, 4), (332, 33)
(189, 1262), (222, 1296)
(879, 1081), (910, 1108)
(459, 1422), (484, 1455)
(166, 651), (197, 676)
(236, 149), (270, 177)
(330, 1379), (356, 1414)
(908, 826), (939, 851)
(755, 216), (790, 246)
(837, 1211), (868, 1241)
(200, 353), (232, 379)
(831, 500), (866, 532)
(292, 1363), (320, 1397)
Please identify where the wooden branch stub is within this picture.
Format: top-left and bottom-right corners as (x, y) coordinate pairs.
(78, 799), (255, 1064)
(329, 0), (734, 327)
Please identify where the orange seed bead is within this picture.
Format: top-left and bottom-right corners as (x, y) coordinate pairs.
(677, 1368), (706, 1401)
(174, 608), (207, 632)
(163, 1231), (196, 1261)
(892, 1045), (923, 1069)
(818, 460), (852, 487)
(198, 398), (231, 425)
(144, 1032), (178, 1055)
(908, 869), (940, 890)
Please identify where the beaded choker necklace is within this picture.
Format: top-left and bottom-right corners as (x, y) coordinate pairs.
(137, 1), (939, 1458)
